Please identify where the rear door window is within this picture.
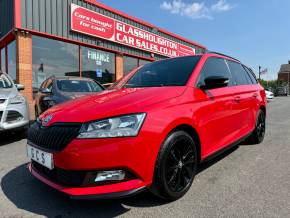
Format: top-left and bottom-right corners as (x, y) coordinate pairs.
(243, 66), (258, 84)
(227, 61), (252, 86)
(197, 57), (232, 87)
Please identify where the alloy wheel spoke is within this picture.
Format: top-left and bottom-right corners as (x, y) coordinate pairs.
(184, 156), (194, 165)
(183, 146), (193, 161)
(174, 169), (182, 191)
(170, 149), (179, 162)
(168, 168), (178, 185)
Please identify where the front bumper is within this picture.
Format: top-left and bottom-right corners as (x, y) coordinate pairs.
(28, 163), (146, 199)
(0, 100), (29, 131)
(27, 120), (164, 199)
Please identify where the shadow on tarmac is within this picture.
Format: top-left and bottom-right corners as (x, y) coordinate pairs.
(1, 143), (244, 218)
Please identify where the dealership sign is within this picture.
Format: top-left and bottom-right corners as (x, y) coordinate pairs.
(71, 4), (195, 57)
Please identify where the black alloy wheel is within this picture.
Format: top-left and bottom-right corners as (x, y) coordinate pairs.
(151, 130), (198, 201)
(165, 137), (195, 192)
(256, 110), (266, 142)
(247, 109), (266, 144)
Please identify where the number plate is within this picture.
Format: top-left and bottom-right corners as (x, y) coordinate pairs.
(27, 145), (54, 170)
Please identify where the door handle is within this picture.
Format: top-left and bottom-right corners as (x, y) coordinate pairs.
(252, 93), (258, 98)
(234, 96), (241, 102)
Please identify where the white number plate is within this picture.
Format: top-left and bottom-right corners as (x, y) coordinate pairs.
(27, 145), (54, 170)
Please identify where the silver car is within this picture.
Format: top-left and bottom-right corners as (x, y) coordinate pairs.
(0, 72), (29, 132)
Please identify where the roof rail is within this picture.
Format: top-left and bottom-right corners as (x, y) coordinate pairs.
(206, 51), (240, 62)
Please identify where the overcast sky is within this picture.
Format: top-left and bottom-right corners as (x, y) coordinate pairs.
(97, 0), (290, 80)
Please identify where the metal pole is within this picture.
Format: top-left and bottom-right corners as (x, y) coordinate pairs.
(259, 66), (261, 80)
(287, 72), (289, 95)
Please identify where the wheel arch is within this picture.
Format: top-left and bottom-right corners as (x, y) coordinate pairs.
(169, 124), (202, 164)
(259, 104), (266, 117)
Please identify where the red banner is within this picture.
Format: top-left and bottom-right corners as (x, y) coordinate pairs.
(71, 4), (195, 57)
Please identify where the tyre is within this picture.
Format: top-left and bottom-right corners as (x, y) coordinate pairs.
(247, 109), (266, 144)
(150, 130), (198, 201)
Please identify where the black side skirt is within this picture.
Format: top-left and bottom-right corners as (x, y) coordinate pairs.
(201, 131), (252, 163)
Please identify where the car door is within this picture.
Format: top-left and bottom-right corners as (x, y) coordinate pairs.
(195, 57), (237, 157)
(226, 60), (258, 136)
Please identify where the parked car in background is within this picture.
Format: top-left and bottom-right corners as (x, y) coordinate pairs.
(34, 76), (105, 116)
(265, 90), (274, 101)
(0, 71), (29, 132)
(27, 53), (267, 201)
(275, 86), (288, 96)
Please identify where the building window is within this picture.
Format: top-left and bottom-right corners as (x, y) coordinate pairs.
(124, 56), (152, 76)
(7, 41), (16, 82)
(124, 56), (138, 76)
(1, 47), (6, 73)
(139, 59), (151, 66)
(81, 47), (115, 84)
(32, 36), (79, 92)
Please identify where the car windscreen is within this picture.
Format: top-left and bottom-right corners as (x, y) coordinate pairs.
(56, 80), (104, 93)
(124, 56), (201, 88)
(0, 74), (13, 89)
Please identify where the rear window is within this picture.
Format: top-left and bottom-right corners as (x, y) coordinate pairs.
(125, 56), (201, 88)
(57, 80), (104, 93)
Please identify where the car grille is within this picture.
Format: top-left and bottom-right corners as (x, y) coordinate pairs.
(0, 99), (5, 104)
(27, 121), (82, 152)
(6, 110), (23, 123)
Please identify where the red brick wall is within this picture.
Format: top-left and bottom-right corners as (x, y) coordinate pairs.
(278, 73), (290, 90)
(15, 32), (34, 119)
(116, 53), (124, 80)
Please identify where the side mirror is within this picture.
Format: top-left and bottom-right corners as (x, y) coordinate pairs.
(201, 76), (229, 90)
(40, 88), (52, 94)
(15, 84), (25, 91)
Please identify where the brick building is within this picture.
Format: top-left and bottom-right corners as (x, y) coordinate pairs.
(278, 61), (290, 90)
(0, 0), (206, 117)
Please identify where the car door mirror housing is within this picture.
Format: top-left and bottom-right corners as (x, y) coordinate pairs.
(15, 84), (25, 91)
(201, 76), (229, 90)
(40, 88), (52, 94)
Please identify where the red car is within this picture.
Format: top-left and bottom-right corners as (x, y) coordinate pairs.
(27, 52), (267, 201)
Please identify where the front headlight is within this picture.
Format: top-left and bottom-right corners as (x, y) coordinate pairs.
(77, 113), (146, 139)
(9, 95), (25, 105)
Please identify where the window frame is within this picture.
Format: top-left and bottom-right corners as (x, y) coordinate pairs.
(195, 57), (233, 88)
(226, 60), (253, 86)
(242, 65), (258, 84)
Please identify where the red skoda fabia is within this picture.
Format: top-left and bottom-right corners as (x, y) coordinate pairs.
(27, 53), (267, 201)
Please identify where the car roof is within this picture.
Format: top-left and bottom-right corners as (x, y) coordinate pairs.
(49, 76), (94, 82)
(202, 52), (241, 63)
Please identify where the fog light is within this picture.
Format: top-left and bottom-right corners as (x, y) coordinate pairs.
(94, 170), (126, 182)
